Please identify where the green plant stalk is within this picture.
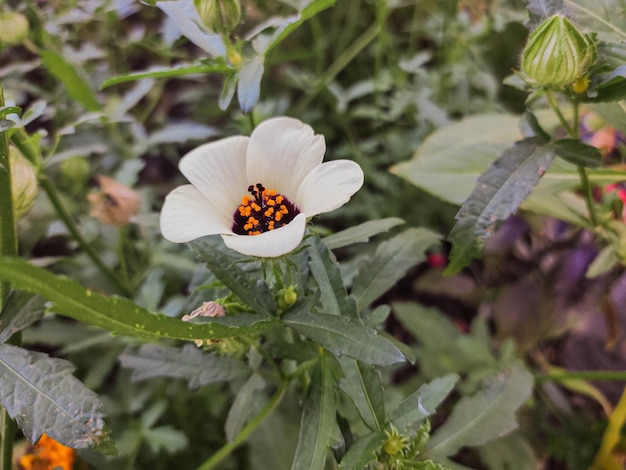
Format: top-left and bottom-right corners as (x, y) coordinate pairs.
(0, 81), (17, 470)
(538, 370), (626, 382)
(545, 89), (599, 227)
(195, 380), (288, 470)
(293, 21), (380, 114)
(9, 131), (132, 296)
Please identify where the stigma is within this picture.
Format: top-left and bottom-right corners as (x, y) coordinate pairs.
(232, 183), (299, 236)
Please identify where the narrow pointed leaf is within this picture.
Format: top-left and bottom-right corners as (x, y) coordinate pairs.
(308, 235), (357, 317)
(119, 343), (250, 389)
(219, 73), (238, 110)
(445, 137), (555, 275)
(292, 354), (337, 470)
(283, 311), (404, 366)
(389, 374), (459, 432)
(338, 357), (384, 431)
(0, 257), (279, 340)
(189, 238), (276, 316)
(553, 139), (602, 167)
(322, 217), (405, 250)
(352, 228), (439, 310)
(0, 291), (46, 344)
(338, 432), (385, 470)
(427, 361), (533, 458)
(40, 50), (101, 111)
(100, 62), (232, 89)
(0, 343), (115, 453)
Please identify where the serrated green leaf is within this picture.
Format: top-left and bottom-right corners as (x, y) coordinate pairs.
(119, 343), (250, 389)
(445, 138), (555, 275)
(564, 0), (626, 42)
(100, 62), (232, 89)
(352, 228), (439, 310)
(322, 217), (405, 250)
(308, 235), (357, 318)
(477, 430), (539, 470)
(283, 310), (404, 366)
(338, 357), (384, 431)
(587, 66), (626, 102)
(553, 139), (602, 167)
(0, 343), (115, 453)
(338, 432), (384, 470)
(427, 361), (533, 458)
(189, 237), (276, 316)
(292, 353), (337, 470)
(40, 50), (101, 111)
(527, 0), (564, 25)
(0, 291), (46, 344)
(225, 373), (266, 443)
(388, 374), (459, 432)
(0, 257), (279, 340)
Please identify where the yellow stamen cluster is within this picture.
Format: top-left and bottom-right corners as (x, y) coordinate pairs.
(233, 183), (298, 236)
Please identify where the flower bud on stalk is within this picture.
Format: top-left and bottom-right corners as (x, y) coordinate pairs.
(195, 0), (242, 35)
(520, 15), (596, 88)
(0, 11), (29, 46)
(10, 147), (38, 219)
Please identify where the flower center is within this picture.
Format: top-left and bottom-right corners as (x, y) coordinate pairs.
(232, 183), (299, 236)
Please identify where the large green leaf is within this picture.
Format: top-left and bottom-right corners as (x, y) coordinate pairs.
(388, 374), (459, 433)
(225, 373), (266, 443)
(426, 361), (534, 458)
(391, 113), (626, 206)
(352, 228), (439, 310)
(291, 353), (337, 470)
(338, 357), (384, 431)
(0, 343), (115, 453)
(564, 0), (626, 42)
(0, 257), (279, 340)
(322, 217), (405, 250)
(283, 310), (404, 366)
(100, 61), (232, 89)
(445, 138), (555, 275)
(308, 235), (358, 318)
(118, 343), (250, 389)
(40, 50), (101, 111)
(189, 237), (276, 316)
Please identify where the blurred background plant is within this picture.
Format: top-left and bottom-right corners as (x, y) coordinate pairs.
(0, 0), (625, 469)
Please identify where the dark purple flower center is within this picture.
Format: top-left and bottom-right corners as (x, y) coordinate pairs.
(232, 183), (299, 235)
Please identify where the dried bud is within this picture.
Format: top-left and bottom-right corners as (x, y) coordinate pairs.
(182, 301), (226, 347)
(0, 11), (29, 46)
(521, 15), (596, 88)
(10, 147), (38, 219)
(195, 0), (242, 35)
(87, 175), (139, 226)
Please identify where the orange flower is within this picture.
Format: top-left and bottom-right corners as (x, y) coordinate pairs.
(18, 434), (75, 470)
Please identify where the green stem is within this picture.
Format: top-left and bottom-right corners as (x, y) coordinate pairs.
(0, 81), (17, 470)
(195, 380), (288, 470)
(292, 21), (380, 115)
(545, 89), (600, 227)
(537, 370), (626, 382)
(38, 176), (134, 296)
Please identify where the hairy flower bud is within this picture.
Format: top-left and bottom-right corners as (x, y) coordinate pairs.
(195, 0), (242, 35)
(0, 11), (29, 46)
(10, 147), (38, 219)
(521, 15), (596, 88)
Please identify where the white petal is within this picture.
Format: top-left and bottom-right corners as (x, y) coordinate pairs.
(296, 160), (364, 217)
(160, 185), (231, 243)
(246, 117), (325, 198)
(179, 136), (250, 222)
(222, 213), (307, 257)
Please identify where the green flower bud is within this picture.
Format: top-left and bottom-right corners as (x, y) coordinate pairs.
(521, 15), (596, 88)
(0, 11), (29, 46)
(195, 0), (242, 35)
(10, 147), (38, 219)
(59, 157), (90, 195)
(278, 285), (298, 310)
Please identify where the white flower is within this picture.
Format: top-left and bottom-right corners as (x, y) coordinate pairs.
(160, 117), (364, 257)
